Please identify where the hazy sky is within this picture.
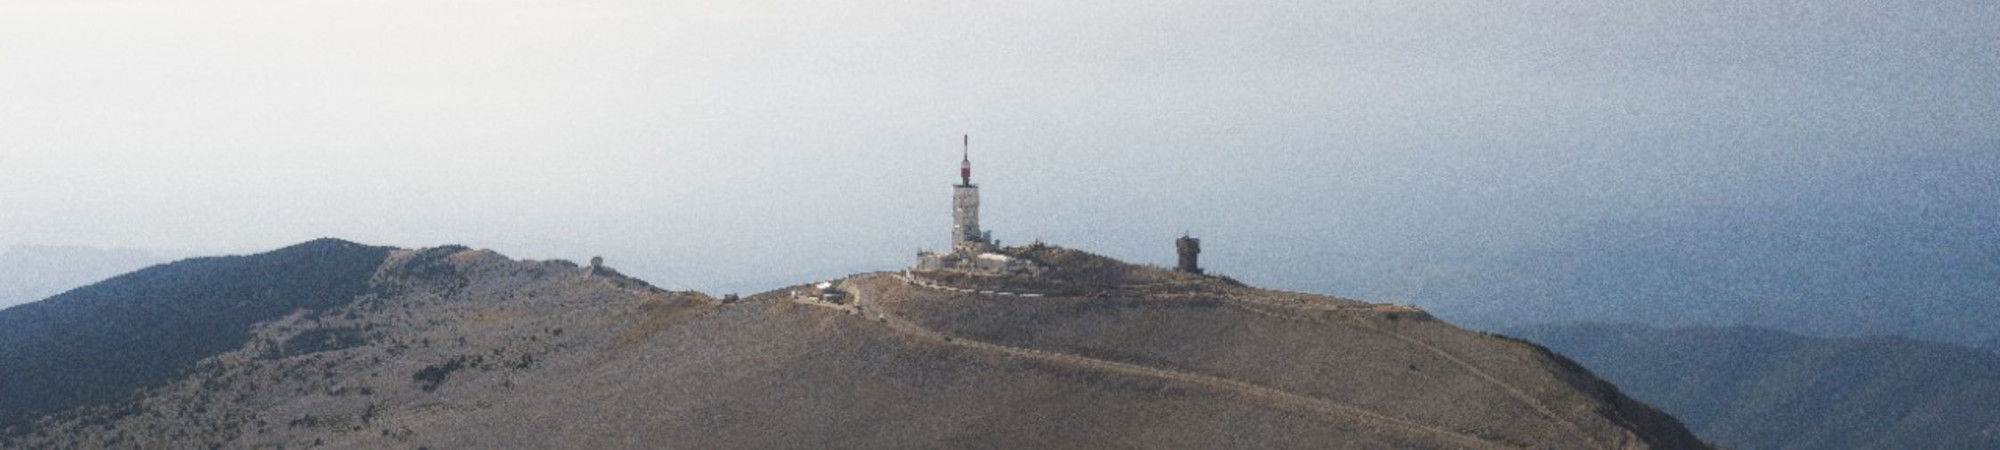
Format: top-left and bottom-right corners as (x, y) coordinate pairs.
(4, 1), (1996, 316)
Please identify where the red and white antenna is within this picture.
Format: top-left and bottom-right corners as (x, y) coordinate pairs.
(960, 134), (971, 185)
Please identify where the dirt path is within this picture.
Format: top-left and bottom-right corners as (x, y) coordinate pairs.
(869, 274), (1523, 450)
(895, 271), (1587, 442)
(1219, 295), (1610, 449)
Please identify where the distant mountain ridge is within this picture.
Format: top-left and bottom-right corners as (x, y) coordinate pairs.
(0, 238), (390, 429)
(1379, 200), (2000, 354)
(0, 239), (1709, 449)
(1506, 323), (2000, 450)
(0, 245), (183, 310)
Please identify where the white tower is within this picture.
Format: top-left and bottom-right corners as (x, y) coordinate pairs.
(952, 135), (985, 251)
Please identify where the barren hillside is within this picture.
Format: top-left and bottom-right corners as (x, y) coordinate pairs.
(0, 240), (1709, 449)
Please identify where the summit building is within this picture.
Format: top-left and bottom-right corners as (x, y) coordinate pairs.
(915, 135), (1039, 275)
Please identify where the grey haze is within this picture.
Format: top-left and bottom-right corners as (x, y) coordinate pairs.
(2, 0), (1996, 346)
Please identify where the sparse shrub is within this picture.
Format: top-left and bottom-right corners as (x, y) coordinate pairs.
(411, 355), (480, 391)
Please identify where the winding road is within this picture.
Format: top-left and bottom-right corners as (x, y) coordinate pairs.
(860, 273), (1531, 450)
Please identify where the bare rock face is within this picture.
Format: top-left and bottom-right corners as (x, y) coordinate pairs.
(0, 241), (1709, 449)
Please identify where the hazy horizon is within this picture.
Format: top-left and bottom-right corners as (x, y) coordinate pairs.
(5, 1), (1997, 342)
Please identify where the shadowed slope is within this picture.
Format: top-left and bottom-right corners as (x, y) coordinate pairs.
(1508, 323), (2000, 450)
(0, 238), (391, 430)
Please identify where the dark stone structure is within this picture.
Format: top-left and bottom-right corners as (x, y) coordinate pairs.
(1176, 235), (1202, 274)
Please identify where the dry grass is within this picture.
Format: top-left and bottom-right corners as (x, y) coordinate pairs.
(615, 293), (716, 349)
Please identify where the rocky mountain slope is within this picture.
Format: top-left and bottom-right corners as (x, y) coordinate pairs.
(1506, 323), (2000, 450)
(0, 239), (389, 430)
(0, 239), (1709, 449)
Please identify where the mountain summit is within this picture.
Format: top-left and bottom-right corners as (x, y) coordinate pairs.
(1, 239), (1708, 449)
